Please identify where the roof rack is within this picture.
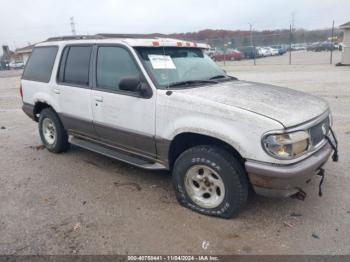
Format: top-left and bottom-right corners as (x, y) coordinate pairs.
(45, 33), (172, 42)
(95, 33), (167, 39)
(45, 35), (105, 42)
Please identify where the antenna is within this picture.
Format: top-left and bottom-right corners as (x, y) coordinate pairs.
(70, 17), (76, 36)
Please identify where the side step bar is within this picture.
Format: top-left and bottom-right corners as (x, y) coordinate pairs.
(70, 136), (167, 170)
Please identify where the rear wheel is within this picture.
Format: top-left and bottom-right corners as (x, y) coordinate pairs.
(38, 108), (69, 153)
(172, 145), (248, 218)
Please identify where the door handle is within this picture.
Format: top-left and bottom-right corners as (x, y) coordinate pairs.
(95, 96), (104, 102)
(53, 88), (60, 94)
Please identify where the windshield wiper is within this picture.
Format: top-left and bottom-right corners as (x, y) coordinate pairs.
(209, 75), (237, 81)
(168, 79), (218, 87)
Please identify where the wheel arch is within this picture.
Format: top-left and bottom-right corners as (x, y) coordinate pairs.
(168, 132), (245, 170)
(30, 91), (58, 121)
(33, 102), (53, 122)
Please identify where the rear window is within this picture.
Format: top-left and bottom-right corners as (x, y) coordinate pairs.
(62, 46), (92, 86)
(22, 46), (58, 83)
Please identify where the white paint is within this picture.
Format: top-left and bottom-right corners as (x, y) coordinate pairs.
(36, 38), (210, 49)
(22, 38), (331, 166)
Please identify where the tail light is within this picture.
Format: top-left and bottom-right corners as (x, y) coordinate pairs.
(20, 84), (23, 99)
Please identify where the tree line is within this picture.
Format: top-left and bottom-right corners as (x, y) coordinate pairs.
(168, 28), (343, 48)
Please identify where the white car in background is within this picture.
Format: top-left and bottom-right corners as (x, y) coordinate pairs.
(258, 47), (270, 56)
(9, 61), (25, 69)
(205, 47), (217, 57)
(266, 47), (279, 56)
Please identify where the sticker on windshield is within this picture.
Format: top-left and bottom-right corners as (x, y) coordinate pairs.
(148, 55), (176, 69)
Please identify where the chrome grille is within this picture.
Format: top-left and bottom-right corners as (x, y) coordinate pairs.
(309, 116), (330, 146)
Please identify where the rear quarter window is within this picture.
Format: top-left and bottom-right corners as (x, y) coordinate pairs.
(22, 46), (58, 83)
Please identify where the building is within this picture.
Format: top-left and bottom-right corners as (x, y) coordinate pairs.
(340, 21), (350, 65)
(13, 44), (35, 65)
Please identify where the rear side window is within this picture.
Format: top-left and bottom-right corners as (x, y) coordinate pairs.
(61, 46), (92, 86)
(22, 46), (58, 83)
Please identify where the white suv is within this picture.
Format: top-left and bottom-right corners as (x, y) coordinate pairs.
(21, 36), (338, 218)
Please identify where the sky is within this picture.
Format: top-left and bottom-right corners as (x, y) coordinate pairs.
(1, 0), (350, 52)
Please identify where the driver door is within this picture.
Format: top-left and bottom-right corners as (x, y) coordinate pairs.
(91, 45), (157, 159)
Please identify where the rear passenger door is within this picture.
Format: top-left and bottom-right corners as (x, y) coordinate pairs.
(91, 45), (156, 159)
(56, 45), (96, 138)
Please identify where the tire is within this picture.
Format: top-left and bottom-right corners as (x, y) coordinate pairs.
(172, 145), (248, 219)
(38, 108), (69, 153)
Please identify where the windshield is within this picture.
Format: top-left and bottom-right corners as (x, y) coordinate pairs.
(135, 47), (227, 88)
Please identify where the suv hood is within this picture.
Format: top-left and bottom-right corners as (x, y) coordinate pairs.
(179, 80), (329, 128)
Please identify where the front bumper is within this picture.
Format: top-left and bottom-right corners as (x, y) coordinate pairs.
(245, 143), (333, 197)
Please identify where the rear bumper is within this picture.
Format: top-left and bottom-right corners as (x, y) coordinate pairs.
(22, 103), (35, 121)
(245, 143), (332, 197)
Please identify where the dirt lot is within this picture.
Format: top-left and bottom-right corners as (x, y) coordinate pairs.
(0, 51), (349, 255)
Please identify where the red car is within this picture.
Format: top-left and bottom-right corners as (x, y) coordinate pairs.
(211, 50), (243, 61)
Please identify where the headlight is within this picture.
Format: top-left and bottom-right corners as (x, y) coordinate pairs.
(262, 131), (310, 159)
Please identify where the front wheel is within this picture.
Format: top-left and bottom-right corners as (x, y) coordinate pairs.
(172, 145), (248, 219)
(38, 108), (69, 153)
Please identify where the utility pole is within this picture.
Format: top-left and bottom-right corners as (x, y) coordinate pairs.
(223, 43), (226, 66)
(70, 17), (76, 36)
(248, 23), (253, 46)
(249, 23), (256, 65)
(330, 20), (335, 64)
(291, 12), (296, 31)
(289, 24), (292, 65)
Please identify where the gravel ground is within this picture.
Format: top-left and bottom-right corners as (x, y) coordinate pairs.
(0, 51), (349, 255)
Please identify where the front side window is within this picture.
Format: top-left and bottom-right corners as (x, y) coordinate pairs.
(135, 47), (226, 88)
(22, 46), (58, 83)
(63, 46), (92, 86)
(96, 46), (140, 91)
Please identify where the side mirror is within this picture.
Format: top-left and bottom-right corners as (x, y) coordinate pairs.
(119, 76), (152, 98)
(119, 77), (141, 92)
